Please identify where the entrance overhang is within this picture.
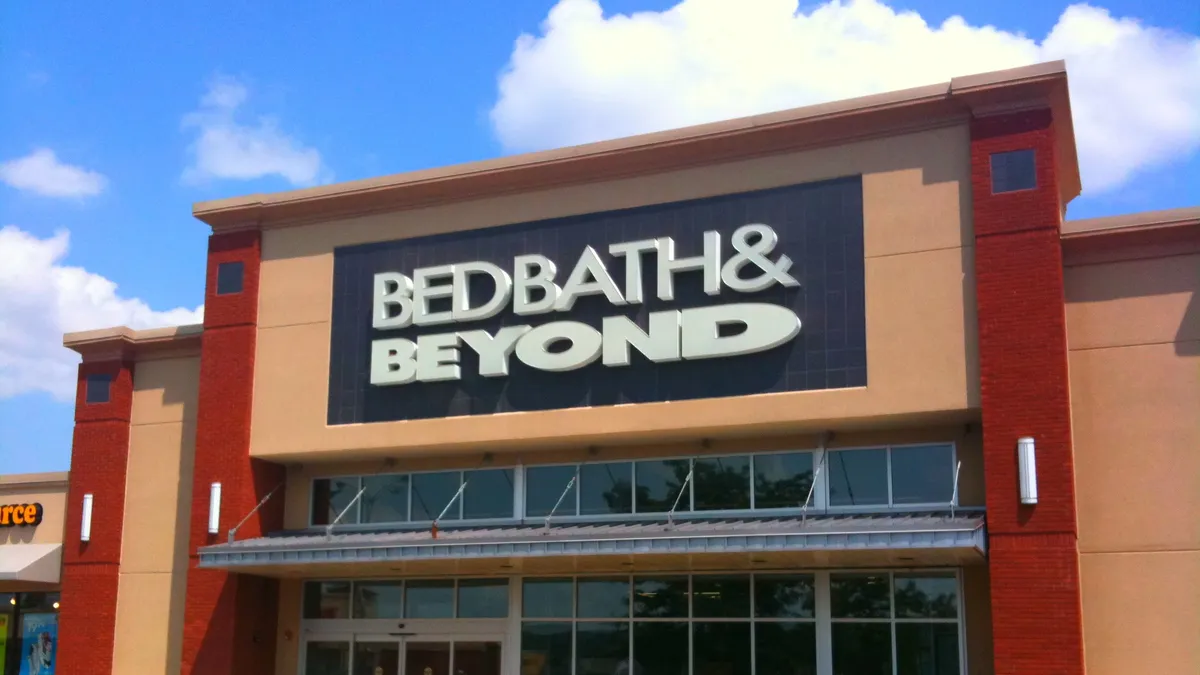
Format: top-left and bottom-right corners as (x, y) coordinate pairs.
(198, 512), (985, 578)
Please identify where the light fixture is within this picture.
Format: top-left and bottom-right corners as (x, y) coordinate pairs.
(53, 601), (60, 610)
(81, 493), (94, 542)
(1017, 437), (1038, 505)
(8, 598), (14, 606)
(208, 482), (222, 534)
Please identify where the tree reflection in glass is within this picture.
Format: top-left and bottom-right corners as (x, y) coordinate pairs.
(754, 574), (815, 618)
(694, 456), (751, 511)
(633, 577), (688, 618)
(575, 623), (629, 675)
(894, 575), (958, 619)
(580, 462), (633, 515)
(830, 574), (890, 619)
(753, 453), (813, 510)
(634, 459), (690, 513)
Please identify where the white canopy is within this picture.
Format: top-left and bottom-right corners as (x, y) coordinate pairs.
(0, 543), (62, 584)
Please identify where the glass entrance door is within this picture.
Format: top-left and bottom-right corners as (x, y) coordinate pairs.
(303, 636), (503, 675)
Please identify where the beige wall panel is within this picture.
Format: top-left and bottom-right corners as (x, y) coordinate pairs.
(131, 356), (201, 425)
(283, 426), (982, 528)
(121, 419), (196, 573)
(0, 482), (66, 545)
(1065, 253), (1200, 351)
(111, 572), (178, 675)
(276, 579), (303, 675)
(1080, 551), (1200, 675)
(1070, 344), (1200, 554)
(258, 125), (971, 329)
(962, 565), (994, 675)
(252, 243), (976, 460)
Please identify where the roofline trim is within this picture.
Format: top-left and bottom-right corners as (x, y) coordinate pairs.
(62, 323), (204, 362)
(193, 61), (1077, 231)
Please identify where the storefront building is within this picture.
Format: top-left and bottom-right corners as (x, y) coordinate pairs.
(0, 473), (65, 675)
(41, 60), (1199, 675)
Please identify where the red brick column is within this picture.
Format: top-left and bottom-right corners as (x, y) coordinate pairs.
(181, 230), (286, 675)
(971, 109), (1086, 675)
(57, 360), (134, 675)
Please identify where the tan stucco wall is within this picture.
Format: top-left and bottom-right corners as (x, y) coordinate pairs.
(250, 124), (978, 461)
(281, 425), (983, 529)
(275, 579), (303, 675)
(111, 355), (199, 675)
(0, 474), (67, 546)
(1065, 252), (1200, 675)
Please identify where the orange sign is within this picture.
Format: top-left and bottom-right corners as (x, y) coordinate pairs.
(0, 503), (43, 527)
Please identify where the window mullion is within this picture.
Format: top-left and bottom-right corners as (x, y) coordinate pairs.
(815, 571), (832, 675)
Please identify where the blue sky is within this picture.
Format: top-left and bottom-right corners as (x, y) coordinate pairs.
(1, 0), (1198, 474)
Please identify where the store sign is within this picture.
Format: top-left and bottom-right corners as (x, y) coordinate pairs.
(0, 502), (44, 528)
(328, 177), (867, 424)
(368, 224), (802, 385)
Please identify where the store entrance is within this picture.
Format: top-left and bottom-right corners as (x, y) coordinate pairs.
(304, 634), (503, 675)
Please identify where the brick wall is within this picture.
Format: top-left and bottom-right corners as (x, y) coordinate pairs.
(971, 108), (1086, 674)
(57, 360), (134, 675)
(181, 230), (286, 675)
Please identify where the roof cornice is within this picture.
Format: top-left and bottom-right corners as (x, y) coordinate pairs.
(62, 324), (204, 363)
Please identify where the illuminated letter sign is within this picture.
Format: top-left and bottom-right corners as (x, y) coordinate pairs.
(0, 503), (44, 528)
(368, 225), (802, 385)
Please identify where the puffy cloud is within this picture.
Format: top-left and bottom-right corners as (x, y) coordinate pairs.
(0, 148), (107, 198)
(0, 226), (203, 401)
(491, 0), (1200, 193)
(182, 76), (327, 186)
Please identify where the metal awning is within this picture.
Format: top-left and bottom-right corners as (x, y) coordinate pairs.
(0, 543), (62, 584)
(198, 513), (986, 569)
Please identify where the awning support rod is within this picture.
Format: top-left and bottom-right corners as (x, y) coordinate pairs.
(802, 431), (834, 524)
(666, 465), (695, 528)
(543, 472), (578, 531)
(326, 485), (368, 539)
(228, 481), (285, 544)
(431, 479), (470, 538)
(950, 460), (962, 518)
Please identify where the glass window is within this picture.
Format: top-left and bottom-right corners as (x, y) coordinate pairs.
(303, 581), (351, 619)
(405, 580), (454, 618)
(990, 149), (1037, 193)
(354, 641), (400, 675)
(353, 581), (404, 619)
(753, 452), (813, 509)
(523, 578), (573, 618)
(305, 641), (350, 675)
(526, 465), (578, 517)
(634, 622), (688, 675)
(831, 623), (891, 675)
(891, 445), (954, 506)
(579, 462), (633, 516)
(692, 575), (750, 618)
(411, 471), (462, 522)
(828, 449), (888, 507)
(754, 574), (815, 619)
(694, 622), (751, 675)
(85, 374), (111, 404)
(521, 623), (572, 675)
(694, 456), (750, 511)
(216, 260), (245, 295)
(895, 624), (960, 675)
(463, 468), (515, 520)
(458, 579), (509, 618)
(455, 642), (503, 675)
(577, 578), (628, 619)
(756, 623), (817, 675)
(575, 622), (629, 675)
(633, 576), (688, 618)
(894, 575), (958, 619)
(635, 459), (690, 513)
(361, 474), (409, 524)
(830, 574), (890, 619)
(311, 477), (360, 526)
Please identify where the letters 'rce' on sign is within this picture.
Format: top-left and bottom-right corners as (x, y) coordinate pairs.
(369, 224), (803, 386)
(0, 502), (44, 527)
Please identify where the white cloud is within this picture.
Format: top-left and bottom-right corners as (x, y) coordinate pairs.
(0, 226), (203, 401)
(491, 0), (1200, 193)
(0, 149), (107, 198)
(182, 76), (327, 186)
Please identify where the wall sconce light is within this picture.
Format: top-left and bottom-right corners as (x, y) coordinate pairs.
(1017, 437), (1038, 505)
(81, 493), (94, 542)
(208, 482), (222, 534)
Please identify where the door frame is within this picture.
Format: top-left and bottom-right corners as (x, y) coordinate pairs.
(299, 630), (509, 675)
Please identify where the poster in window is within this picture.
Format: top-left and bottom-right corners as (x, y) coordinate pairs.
(0, 614), (9, 667)
(18, 612), (56, 675)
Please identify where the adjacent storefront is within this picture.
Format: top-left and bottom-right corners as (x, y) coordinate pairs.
(51, 61), (1200, 675)
(0, 474), (66, 675)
